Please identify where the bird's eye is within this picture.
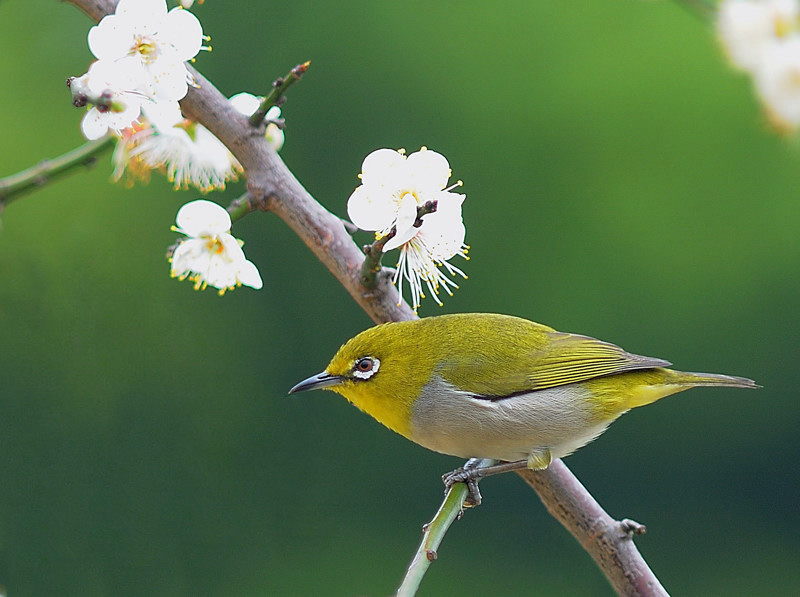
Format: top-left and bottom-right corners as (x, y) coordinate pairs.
(352, 356), (380, 380)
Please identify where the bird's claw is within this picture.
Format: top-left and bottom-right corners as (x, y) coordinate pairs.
(442, 458), (485, 507)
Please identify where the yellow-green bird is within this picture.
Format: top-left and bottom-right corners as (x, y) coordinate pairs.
(290, 313), (757, 502)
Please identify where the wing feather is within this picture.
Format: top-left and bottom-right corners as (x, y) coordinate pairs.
(525, 332), (670, 391)
(437, 327), (670, 399)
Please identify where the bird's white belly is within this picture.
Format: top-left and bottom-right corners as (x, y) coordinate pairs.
(409, 377), (617, 463)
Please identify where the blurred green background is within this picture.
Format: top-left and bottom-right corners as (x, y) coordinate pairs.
(1, 0), (798, 594)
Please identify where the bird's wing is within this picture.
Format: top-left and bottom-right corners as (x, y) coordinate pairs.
(523, 331), (671, 391)
(438, 330), (670, 399)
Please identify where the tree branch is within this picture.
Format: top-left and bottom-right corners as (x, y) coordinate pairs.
(519, 460), (668, 596)
(0, 135), (114, 206)
(66, 2), (668, 594)
(396, 473), (475, 597)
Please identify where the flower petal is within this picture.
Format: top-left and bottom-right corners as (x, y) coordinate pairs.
(140, 58), (190, 101)
(347, 185), (397, 231)
(415, 193), (466, 260)
(80, 109), (110, 140)
(175, 200), (231, 236)
(161, 7), (204, 61)
(382, 193), (419, 251)
(359, 148), (407, 188)
(116, 0), (168, 29)
(265, 123), (285, 152)
(405, 148), (451, 192)
(229, 92), (261, 116)
(88, 15), (134, 61)
(755, 37), (800, 125)
(141, 100), (184, 132)
(237, 260), (263, 290)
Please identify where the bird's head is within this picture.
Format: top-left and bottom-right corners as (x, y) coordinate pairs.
(289, 320), (436, 437)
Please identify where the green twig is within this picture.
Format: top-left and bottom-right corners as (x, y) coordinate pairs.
(227, 191), (255, 223)
(248, 61), (311, 127)
(396, 458), (495, 597)
(0, 135), (115, 206)
(359, 234), (391, 289)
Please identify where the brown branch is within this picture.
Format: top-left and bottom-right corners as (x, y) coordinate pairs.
(519, 461), (668, 596)
(66, 1), (668, 593)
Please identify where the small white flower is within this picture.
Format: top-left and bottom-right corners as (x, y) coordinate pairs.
(347, 147), (468, 311)
(170, 200), (262, 295)
(73, 60), (146, 140)
(229, 92), (285, 151)
(87, 0), (204, 102)
(718, 0), (799, 71)
(348, 147), (458, 247)
(755, 36), (800, 125)
(113, 102), (242, 192)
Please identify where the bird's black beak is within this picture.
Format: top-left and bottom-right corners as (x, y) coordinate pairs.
(289, 371), (344, 394)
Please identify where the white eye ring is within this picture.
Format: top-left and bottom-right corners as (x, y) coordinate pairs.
(352, 356), (380, 380)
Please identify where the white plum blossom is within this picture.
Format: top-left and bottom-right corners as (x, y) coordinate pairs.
(112, 91), (286, 192)
(755, 37), (800, 124)
(170, 200), (262, 295)
(229, 92), (285, 151)
(717, 0), (800, 128)
(718, 0), (798, 70)
(72, 60), (146, 140)
(347, 147), (468, 311)
(87, 0), (204, 102)
(119, 101), (242, 192)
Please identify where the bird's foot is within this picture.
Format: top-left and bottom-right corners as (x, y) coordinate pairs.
(442, 458), (539, 508)
(442, 458), (494, 508)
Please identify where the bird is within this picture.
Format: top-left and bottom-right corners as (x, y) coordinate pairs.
(289, 313), (757, 505)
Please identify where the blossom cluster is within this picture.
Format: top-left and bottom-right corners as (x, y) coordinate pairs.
(347, 147), (468, 311)
(718, 0), (800, 127)
(66, 0), (294, 295)
(112, 93), (283, 193)
(68, 4), (471, 304)
(72, 0), (204, 140)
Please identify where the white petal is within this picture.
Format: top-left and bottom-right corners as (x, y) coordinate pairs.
(383, 193), (419, 251)
(717, 0), (799, 71)
(85, 59), (138, 94)
(141, 58), (190, 101)
(405, 148), (451, 192)
(755, 37), (800, 125)
(229, 92), (261, 116)
(117, 0), (167, 28)
(416, 195), (466, 260)
(171, 237), (210, 277)
(142, 100), (184, 132)
(175, 200), (231, 236)
(265, 106), (282, 120)
(359, 148), (406, 188)
(266, 123), (285, 151)
(161, 7), (204, 61)
(105, 101), (142, 132)
(80, 109), (110, 140)
(346, 185), (397, 231)
(88, 15), (134, 61)
(218, 232), (247, 262)
(237, 260), (263, 290)
(383, 226), (416, 252)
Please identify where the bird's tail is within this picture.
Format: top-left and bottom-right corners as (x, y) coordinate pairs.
(623, 369), (759, 409)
